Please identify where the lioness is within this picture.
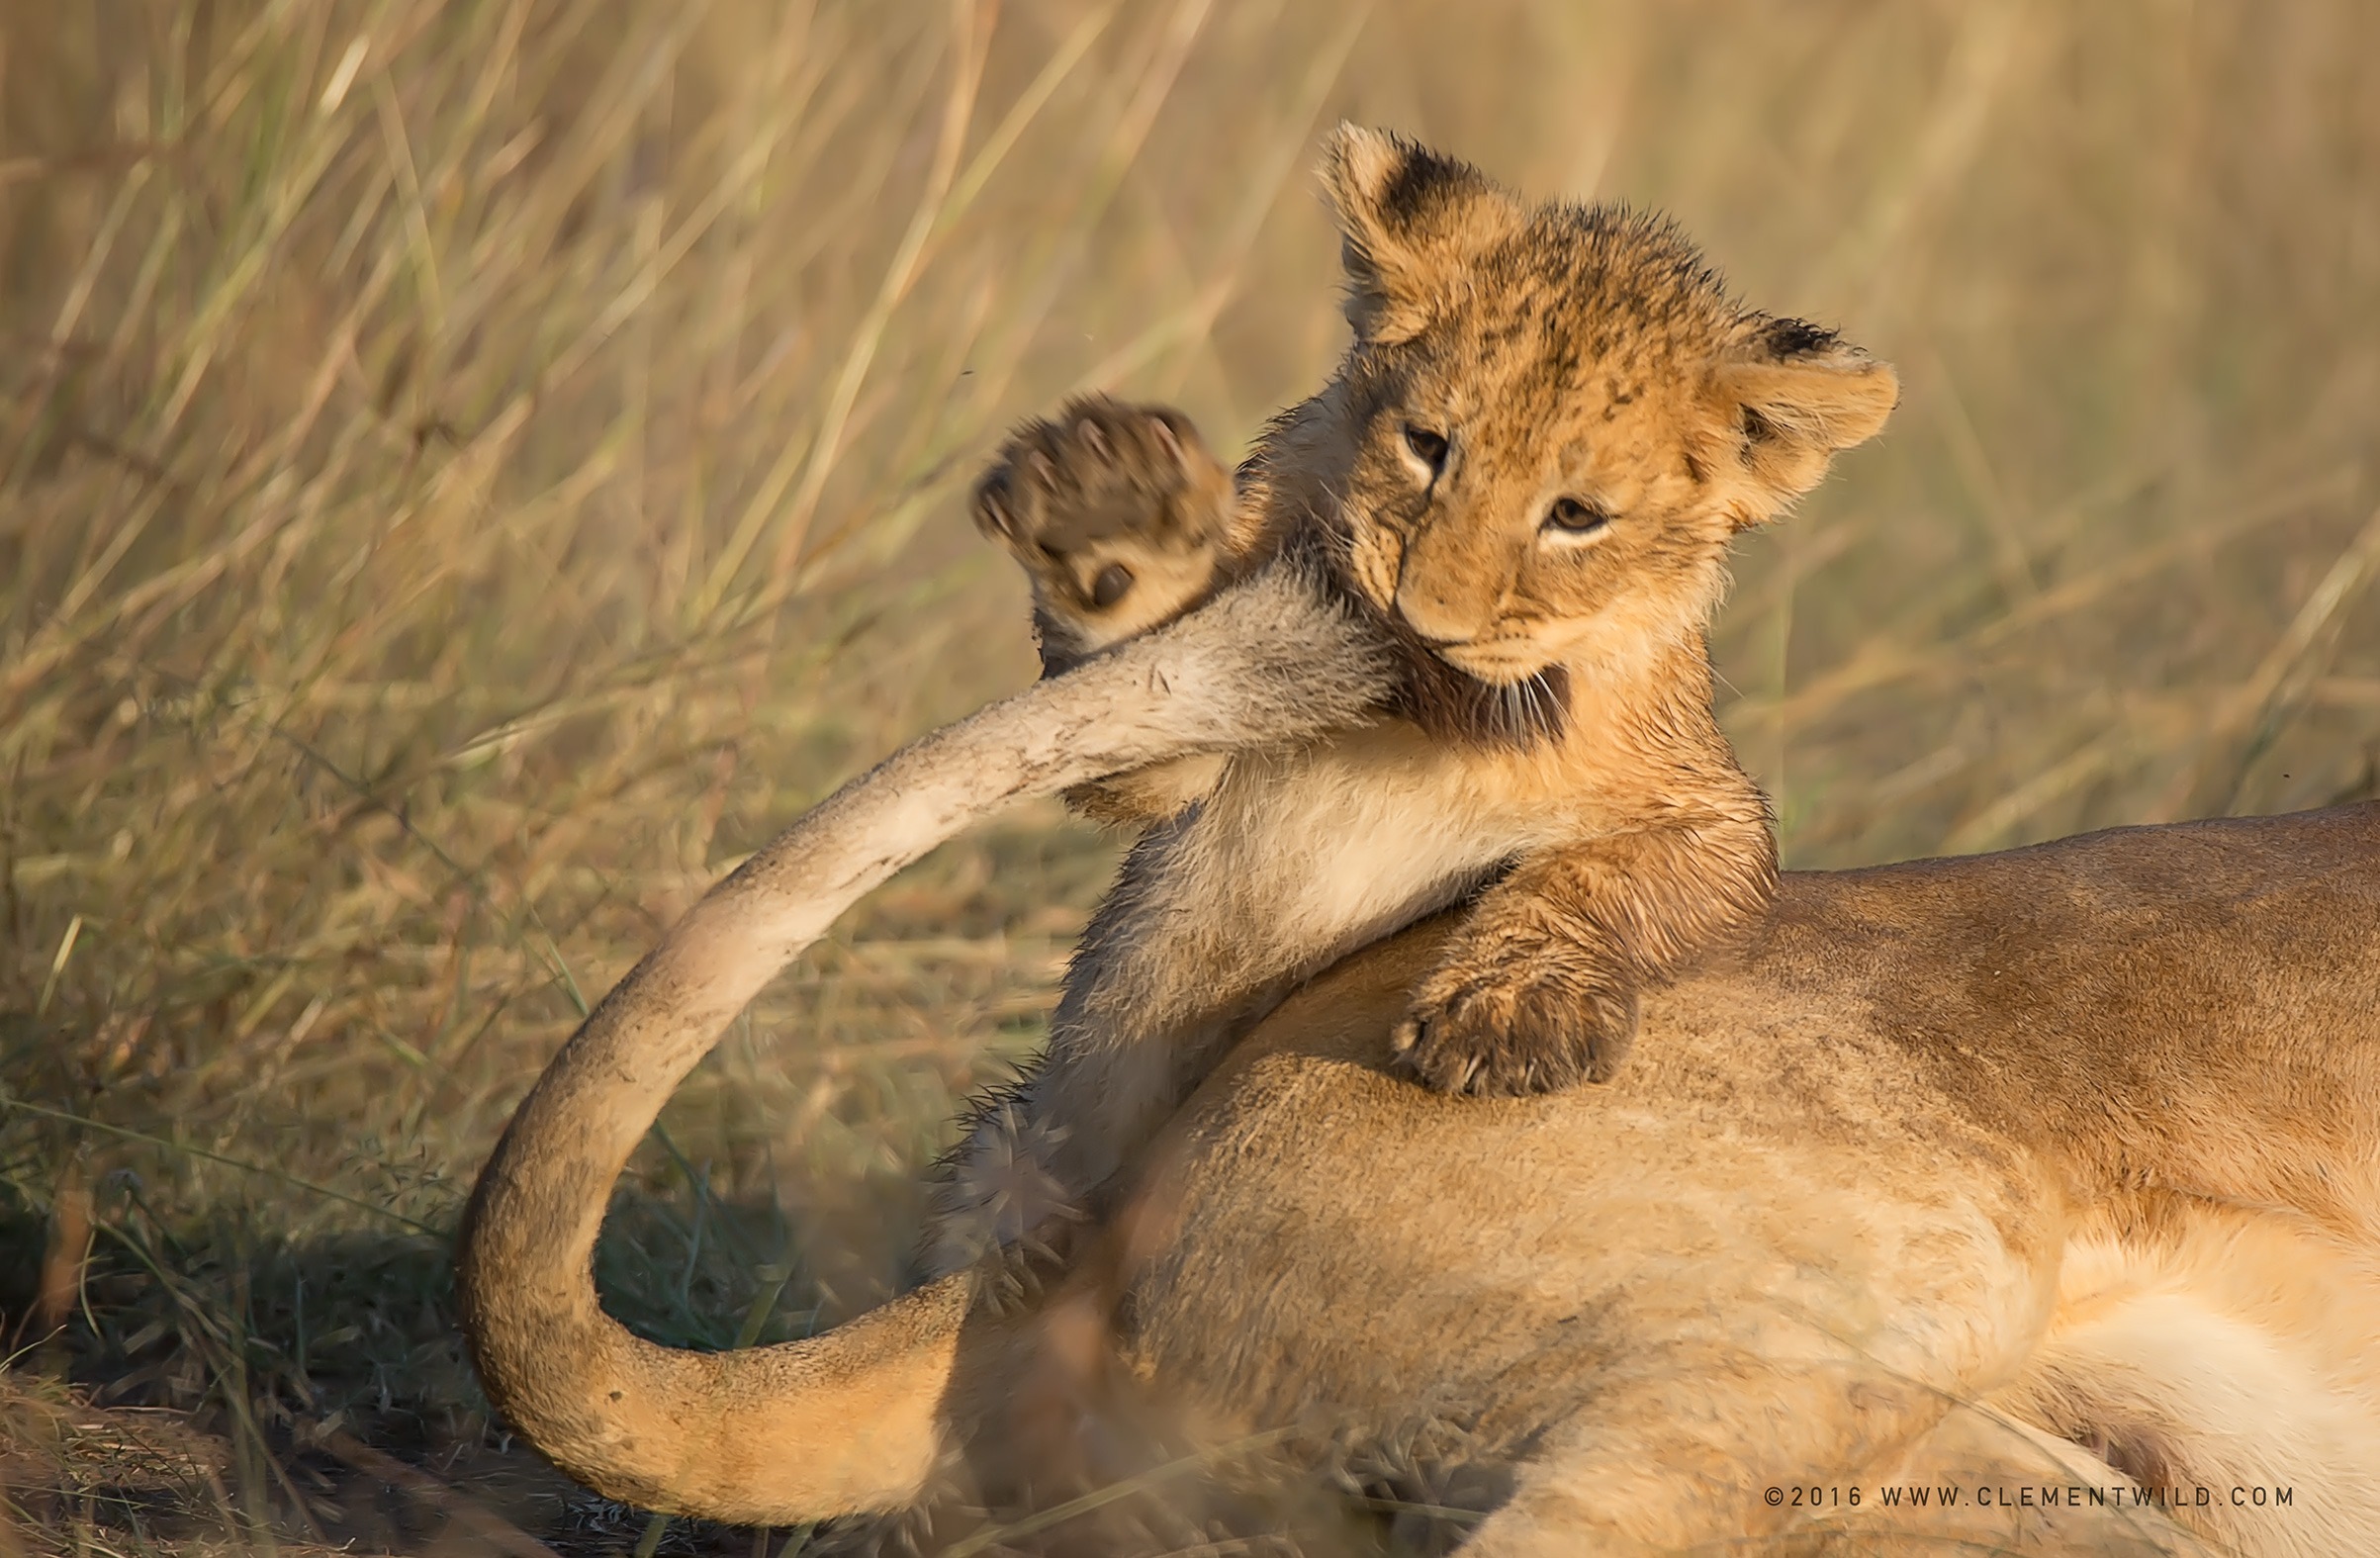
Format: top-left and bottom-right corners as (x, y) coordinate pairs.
(930, 127), (1896, 1272)
(458, 586), (2380, 1554)
(457, 133), (2380, 1552)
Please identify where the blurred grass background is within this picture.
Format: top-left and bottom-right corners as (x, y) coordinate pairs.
(1, 0), (2376, 1552)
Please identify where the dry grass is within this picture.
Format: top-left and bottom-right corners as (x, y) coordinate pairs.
(1, 1), (2376, 1552)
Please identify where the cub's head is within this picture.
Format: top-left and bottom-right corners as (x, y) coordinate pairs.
(1313, 125), (1897, 709)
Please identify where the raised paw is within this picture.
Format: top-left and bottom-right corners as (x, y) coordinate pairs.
(972, 395), (1236, 671)
(1390, 926), (1639, 1097)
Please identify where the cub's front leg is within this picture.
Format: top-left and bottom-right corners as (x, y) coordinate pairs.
(971, 395), (1246, 827)
(1392, 802), (1778, 1096)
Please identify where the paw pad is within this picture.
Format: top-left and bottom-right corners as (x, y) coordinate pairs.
(972, 395), (1236, 653)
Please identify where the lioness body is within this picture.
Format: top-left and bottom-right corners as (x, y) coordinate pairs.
(462, 774), (2380, 1555)
(1117, 806), (2380, 1554)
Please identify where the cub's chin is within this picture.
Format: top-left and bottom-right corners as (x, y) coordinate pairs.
(1392, 636), (1570, 750)
(1301, 528), (1569, 749)
(1434, 640), (1553, 687)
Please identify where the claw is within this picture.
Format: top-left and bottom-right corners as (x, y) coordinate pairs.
(1148, 413), (1183, 466)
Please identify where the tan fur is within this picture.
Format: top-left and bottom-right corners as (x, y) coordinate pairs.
(457, 131), (2379, 1555)
(935, 129), (1900, 1273)
(1100, 812), (2380, 1556)
(461, 689), (2380, 1552)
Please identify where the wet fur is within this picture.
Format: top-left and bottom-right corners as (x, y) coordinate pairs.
(934, 127), (1896, 1267)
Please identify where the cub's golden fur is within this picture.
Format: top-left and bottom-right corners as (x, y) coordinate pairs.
(929, 129), (1897, 1272)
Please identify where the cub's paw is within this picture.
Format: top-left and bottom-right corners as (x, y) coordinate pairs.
(972, 395), (1236, 668)
(1390, 923), (1638, 1097)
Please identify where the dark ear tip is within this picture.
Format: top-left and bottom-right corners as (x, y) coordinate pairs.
(1763, 317), (1843, 359)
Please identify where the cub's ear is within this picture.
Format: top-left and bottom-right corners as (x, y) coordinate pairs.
(1321, 124), (1516, 344)
(1709, 319), (1898, 516)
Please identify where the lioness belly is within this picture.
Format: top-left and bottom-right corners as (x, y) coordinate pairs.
(1121, 924), (2059, 1469)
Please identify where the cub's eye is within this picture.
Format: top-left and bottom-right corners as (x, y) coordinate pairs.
(1543, 496), (1611, 535)
(1402, 424), (1449, 474)
(1090, 562), (1135, 608)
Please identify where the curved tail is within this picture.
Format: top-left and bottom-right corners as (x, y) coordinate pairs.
(455, 570), (1386, 1525)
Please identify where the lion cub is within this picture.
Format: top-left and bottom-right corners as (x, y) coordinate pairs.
(930, 127), (1896, 1269)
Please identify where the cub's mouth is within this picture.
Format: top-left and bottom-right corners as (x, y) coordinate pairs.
(1394, 638), (1570, 750)
(1361, 596), (1569, 750)
(1297, 521), (1572, 752)
(1425, 634), (1551, 687)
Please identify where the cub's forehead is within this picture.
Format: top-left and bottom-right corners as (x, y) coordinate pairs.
(1452, 209), (1738, 395)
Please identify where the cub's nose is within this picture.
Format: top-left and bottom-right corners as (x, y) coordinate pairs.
(1392, 586), (1478, 649)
